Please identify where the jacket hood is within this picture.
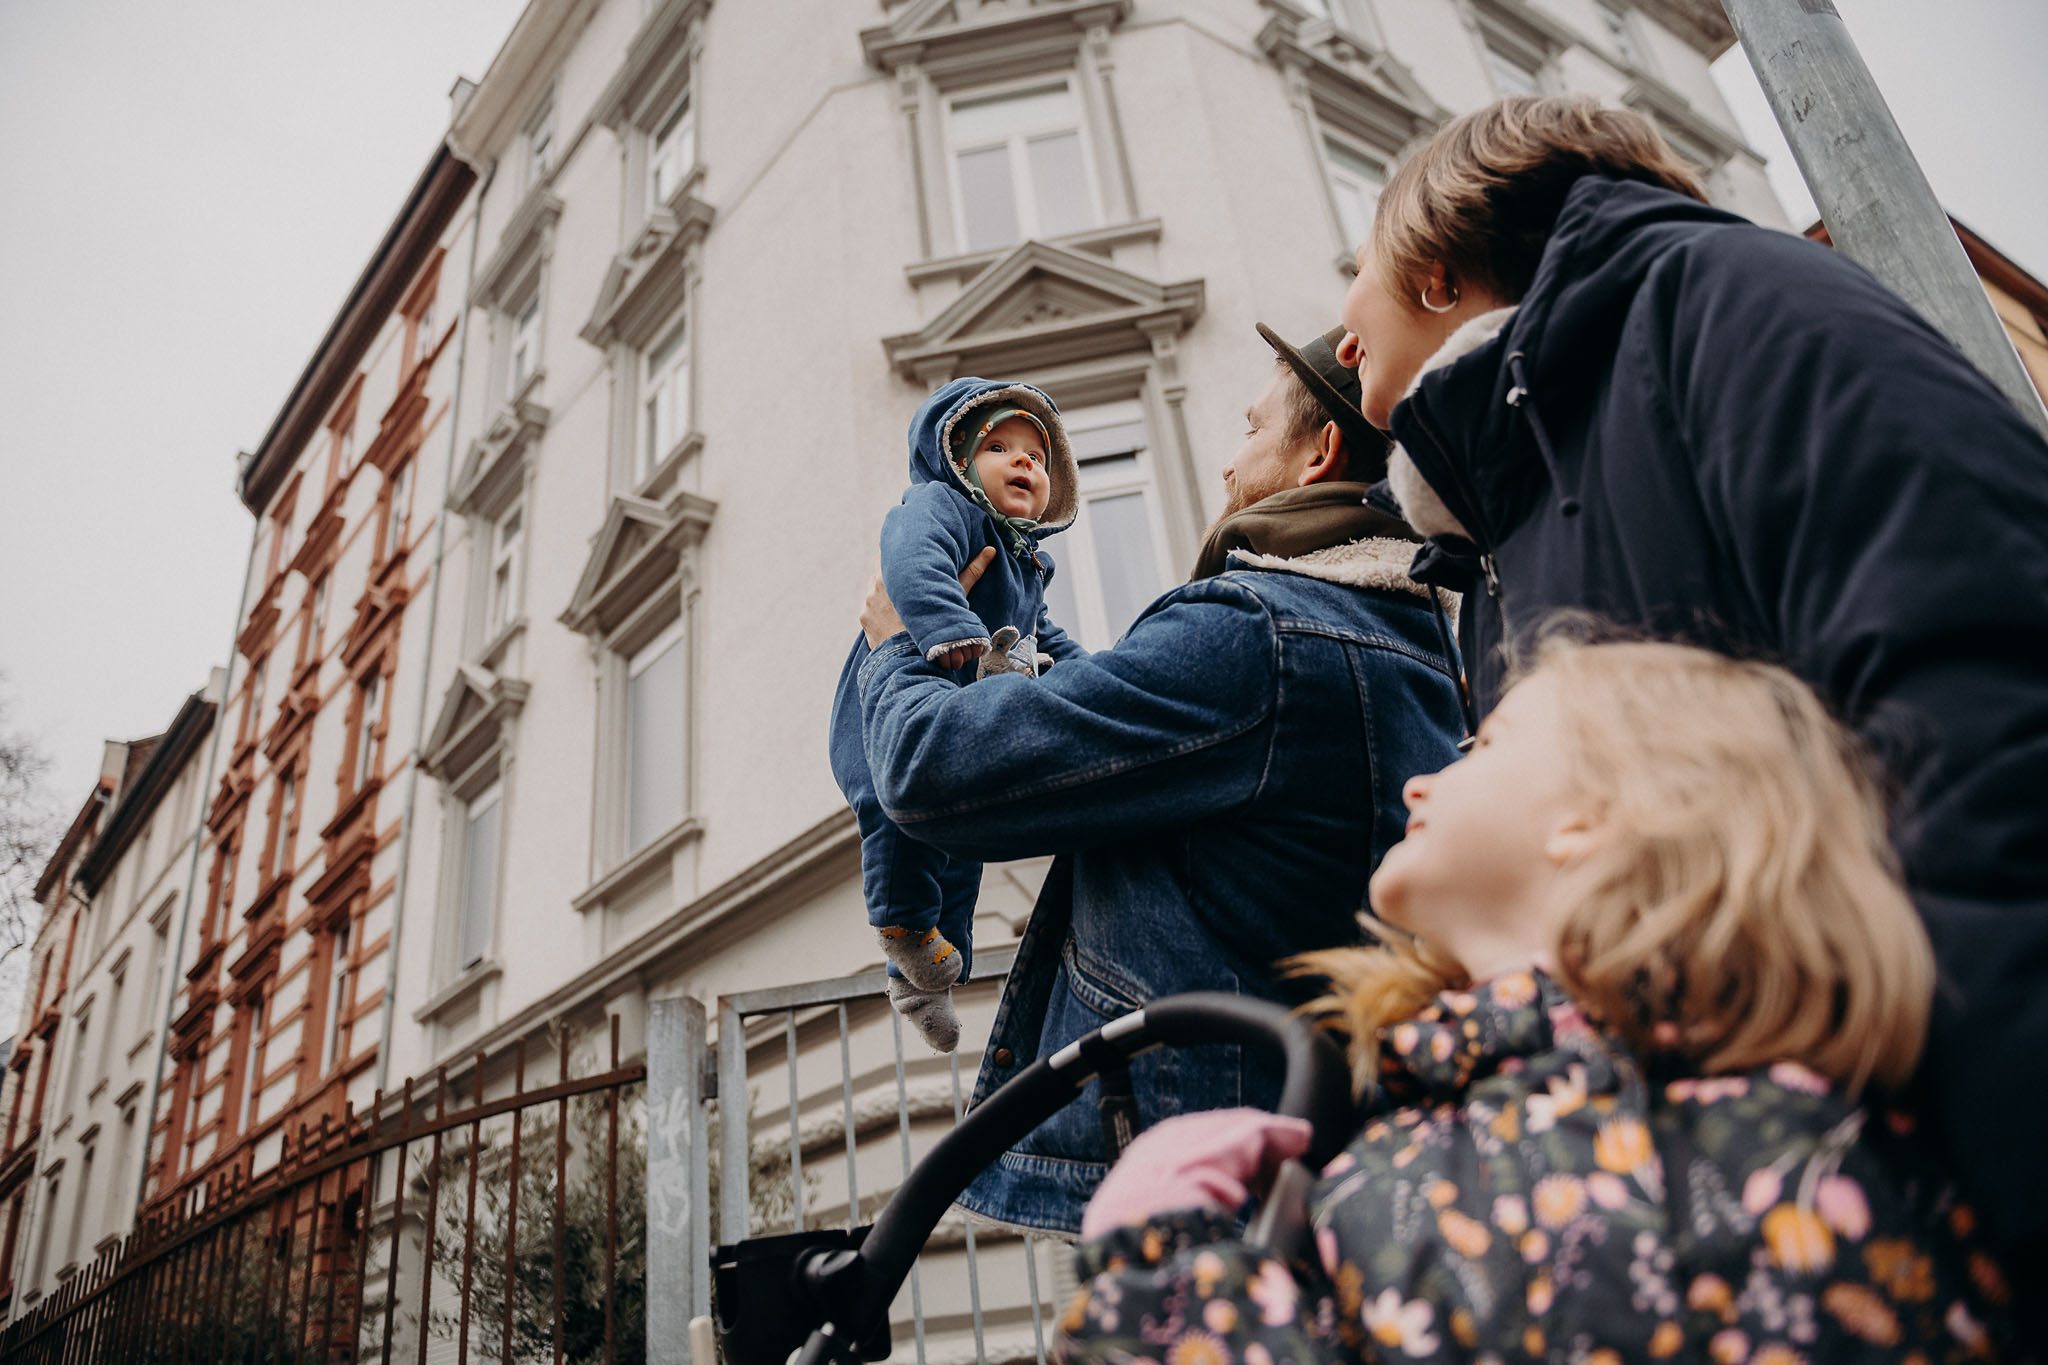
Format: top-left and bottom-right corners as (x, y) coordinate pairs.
(907, 377), (1079, 537)
(1387, 177), (1752, 549)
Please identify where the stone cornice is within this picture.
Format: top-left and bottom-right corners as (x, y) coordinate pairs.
(559, 491), (717, 639)
(450, 398), (549, 518)
(579, 194), (715, 351)
(475, 189), (563, 311)
(421, 666), (531, 783)
(591, 0), (711, 131)
(882, 237), (1205, 382)
(1621, 74), (1748, 164)
(860, 0), (1130, 81)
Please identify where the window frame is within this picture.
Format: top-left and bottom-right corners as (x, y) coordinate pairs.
(455, 783), (504, 971)
(648, 91), (697, 209)
(321, 920), (353, 1077)
(622, 619), (688, 859)
(941, 75), (1106, 255)
(508, 291), (543, 398)
(640, 313), (692, 484)
(351, 670), (387, 795)
(1037, 398), (1179, 651)
(1320, 131), (1387, 256)
(486, 502), (527, 640)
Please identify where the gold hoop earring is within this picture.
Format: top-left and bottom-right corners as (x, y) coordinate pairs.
(1419, 281), (1460, 314)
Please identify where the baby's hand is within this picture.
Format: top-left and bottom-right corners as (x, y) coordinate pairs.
(930, 641), (987, 671)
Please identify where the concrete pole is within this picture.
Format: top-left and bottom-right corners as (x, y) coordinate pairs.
(1722, 0), (2048, 441)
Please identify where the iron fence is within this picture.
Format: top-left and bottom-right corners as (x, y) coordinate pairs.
(711, 944), (1071, 1365)
(0, 1022), (645, 1365)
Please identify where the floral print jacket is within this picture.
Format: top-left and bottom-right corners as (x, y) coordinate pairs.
(1056, 971), (2019, 1364)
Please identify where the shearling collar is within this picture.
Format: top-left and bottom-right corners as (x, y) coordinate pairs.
(1230, 536), (1459, 625)
(1384, 306), (1518, 542)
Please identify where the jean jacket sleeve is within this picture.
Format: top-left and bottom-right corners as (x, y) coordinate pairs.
(880, 483), (992, 660)
(856, 576), (1277, 860)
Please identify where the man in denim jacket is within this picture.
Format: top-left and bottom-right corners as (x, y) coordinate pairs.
(855, 327), (1465, 1233)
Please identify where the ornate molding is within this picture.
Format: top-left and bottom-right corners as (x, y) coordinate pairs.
(450, 398), (549, 518)
(592, 0), (711, 131)
(1256, 10), (1448, 149)
(475, 190), (563, 310)
(860, 0), (1131, 84)
(881, 237), (1204, 383)
(421, 665), (531, 784)
(559, 491), (716, 640)
(579, 196), (715, 351)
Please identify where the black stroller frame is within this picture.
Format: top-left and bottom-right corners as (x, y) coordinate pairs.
(711, 992), (1354, 1365)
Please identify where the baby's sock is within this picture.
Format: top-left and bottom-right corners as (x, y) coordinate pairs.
(876, 925), (964, 991)
(887, 978), (960, 1053)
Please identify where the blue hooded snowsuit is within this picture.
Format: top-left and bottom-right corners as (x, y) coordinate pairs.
(829, 378), (1086, 973)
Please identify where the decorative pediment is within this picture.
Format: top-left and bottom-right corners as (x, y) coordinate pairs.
(339, 578), (408, 673)
(1622, 76), (1746, 166)
(882, 238), (1204, 382)
(421, 665), (531, 784)
(289, 503), (343, 579)
(559, 490), (716, 639)
(1256, 8), (1447, 150)
(475, 190), (563, 310)
(593, 0), (710, 131)
(450, 398), (549, 518)
(861, 0), (1130, 81)
(580, 197), (715, 350)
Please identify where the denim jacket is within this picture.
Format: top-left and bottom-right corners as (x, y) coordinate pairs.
(857, 541), (1464, 1232)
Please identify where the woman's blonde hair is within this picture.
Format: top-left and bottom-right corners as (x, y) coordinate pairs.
(1369, 95), (1707, 305)
(1297, 637), (1934, 1096)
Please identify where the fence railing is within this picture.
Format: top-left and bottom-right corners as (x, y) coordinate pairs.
(709, 944), (1069, 1365)
(2, 951), (1068, 1365)
(0, 1022), (645, 1365)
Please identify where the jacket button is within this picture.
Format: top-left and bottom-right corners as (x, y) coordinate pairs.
(994, 1048), (1015, 1066)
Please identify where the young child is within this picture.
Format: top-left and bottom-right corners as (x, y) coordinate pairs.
(830, 377), (1084, 1052)
(1060, 638), (2016, 1361)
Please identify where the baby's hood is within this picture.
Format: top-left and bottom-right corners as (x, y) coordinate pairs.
(906, 376), (1079, 536)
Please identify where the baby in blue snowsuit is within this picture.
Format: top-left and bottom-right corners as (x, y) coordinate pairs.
(830, 378), (1085, 1051)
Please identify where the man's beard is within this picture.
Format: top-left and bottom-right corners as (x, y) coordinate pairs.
(1208, 471), (1289, 537)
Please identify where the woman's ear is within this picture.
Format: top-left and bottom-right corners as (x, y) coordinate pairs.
(1543, 810), (1597, 867)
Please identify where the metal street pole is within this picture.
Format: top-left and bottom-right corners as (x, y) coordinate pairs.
(1722, 0), (2048, 441)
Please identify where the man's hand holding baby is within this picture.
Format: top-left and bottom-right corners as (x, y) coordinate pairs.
(862, 545), (999, 649)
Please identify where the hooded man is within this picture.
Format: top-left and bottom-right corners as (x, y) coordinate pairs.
(851, 327), (1466, 1233)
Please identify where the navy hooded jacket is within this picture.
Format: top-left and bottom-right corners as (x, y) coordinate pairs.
(1388, 175), (2048, 1256)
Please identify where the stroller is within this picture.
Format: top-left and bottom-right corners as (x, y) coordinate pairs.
(709, 992), (1354, 1365)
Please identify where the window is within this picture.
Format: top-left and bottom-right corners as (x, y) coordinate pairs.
(60, 1009), (90, 1120)
(382, 462), (413, 561)
(97, 967), (124, 1082)
(457, 786), (502, 969)
(642, 316), (690, 480)
(410, 291), (438, 368)
(30, 1172), (58, 1288)
(649, 93), (696, 207)
(1038, 401), (1177, 650)
(1323, 136), (1385, 253)
(104, 1107), (136, 1234)
(509, 294), (541, 393)
(1296, 0), (1380, 39)
(625, 624), (685, 854)
(1596, 0), (1643, 65)
(354, 673), (385, 791)
(269, 768), (297, 880)
(274, 504), (298, 571)
(66, 1147), (93, 1267)
(1482, 32), (1545, 96)
(308, 574), (331, 654)
(523, 101), (556, 189)
(322, 923), (352, 1075)
(244, 655), (268, 746)
(146, 914), (170, 1035)
(487, 504), (525, 637)
(946, 80), (1100, 253)
(233, 994), (266, 1133)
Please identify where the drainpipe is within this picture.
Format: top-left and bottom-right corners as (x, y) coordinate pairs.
(374, 158), (494, 1094)
(135, 493), (258, 1216)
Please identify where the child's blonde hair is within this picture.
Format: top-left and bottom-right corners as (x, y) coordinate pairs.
(1298, 637), (1934, 1096)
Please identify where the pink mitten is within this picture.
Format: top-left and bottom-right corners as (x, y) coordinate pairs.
(1080, 1108), (1314, 1239)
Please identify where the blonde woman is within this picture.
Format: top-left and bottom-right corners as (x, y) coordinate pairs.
(1058, 640), (2014, 1363)
(1330, 93), (2048, 1291)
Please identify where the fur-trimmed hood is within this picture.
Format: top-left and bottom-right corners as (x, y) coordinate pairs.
(1384, 307), (1517, 543)
(908, 377), (1079, 537)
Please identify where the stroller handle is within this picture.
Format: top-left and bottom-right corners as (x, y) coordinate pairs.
(793, 991), (1353, 1365)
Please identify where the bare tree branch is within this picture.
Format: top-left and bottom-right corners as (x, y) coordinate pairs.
(0, 676), (57, 1033)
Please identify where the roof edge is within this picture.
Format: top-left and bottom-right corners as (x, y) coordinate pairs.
(238, 144), (476, 515)
(76, 690), (220, 896)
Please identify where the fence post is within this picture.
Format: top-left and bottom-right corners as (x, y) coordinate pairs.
(1722, 0), (2048, 439)
(648, 996), (711, 1364)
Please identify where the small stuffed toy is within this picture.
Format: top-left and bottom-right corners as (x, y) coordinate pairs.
(974, 625), (1056, 679)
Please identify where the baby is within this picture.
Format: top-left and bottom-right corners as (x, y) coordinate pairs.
(829, 378), (1084, 1051)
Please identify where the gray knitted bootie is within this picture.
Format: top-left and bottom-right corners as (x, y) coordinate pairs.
(887, 977), (960, 1053)
(876, 925), (964, 991)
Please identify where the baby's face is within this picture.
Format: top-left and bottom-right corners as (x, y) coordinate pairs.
(968, 416), (1051, 520)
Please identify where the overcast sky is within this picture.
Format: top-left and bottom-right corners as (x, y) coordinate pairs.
(1, 0), (2043, 816)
